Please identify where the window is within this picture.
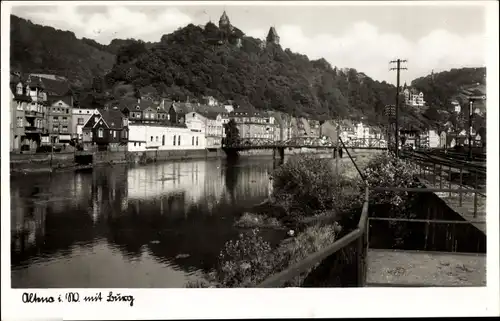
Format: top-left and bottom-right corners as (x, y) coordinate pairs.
(77, 118), (84, 125)
(17, 117), (23, 128)
(136, 113), (140, 118)
(192, 136), (195, 145)
(66, 109), (69, 114)
(178, 135), (181, 145)
(144, 113), (149, 119)
(62, 126), (68, 132)
(196, 136), (199, 146)
(114, 130), (117, 138)
(98, 128), (104, 138)
(86, 110), (90, 114)
(151, 136), (153, 142)
(173, 135), (176, 146)
(53, 116), (59, 121)
(156, 136), (159, 142)
(162, 135), (165, 146)
(58, 102), (63, 106)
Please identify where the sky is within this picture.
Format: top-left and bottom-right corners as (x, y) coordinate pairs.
(10, 2), (488, 84)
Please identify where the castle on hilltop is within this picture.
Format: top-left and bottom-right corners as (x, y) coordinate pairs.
(217, 10), (280, 47)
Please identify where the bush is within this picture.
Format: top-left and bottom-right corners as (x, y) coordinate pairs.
(235, 212), (284, 229)
(215, 229), (279, 287)
(271, 154), (355, 217)
(361, 152), (419, 245)
(187, 225), (340, 288)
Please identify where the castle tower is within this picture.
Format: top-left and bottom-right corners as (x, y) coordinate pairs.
(266, 26), (280, 45)
(219, 10), (230, 29)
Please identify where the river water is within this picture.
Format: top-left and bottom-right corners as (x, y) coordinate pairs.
(10, 157), (286, 288)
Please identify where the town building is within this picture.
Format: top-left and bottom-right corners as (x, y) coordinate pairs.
(72, 107), (101, 142)
(400, 129), (420, 147)
(115, 98), (169, 124)
(82, 110), (128, 151)
(127, 123), (206, 152)
(230, 109), (276, 140)
(47, 95), (73, 145)
(185, 111), (225, 148)
(10, 74), (48, 151)
(419, 129), (441, 148)
(402, 83), (426, 107)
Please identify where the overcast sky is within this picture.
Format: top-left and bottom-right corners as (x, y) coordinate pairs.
(10, 2), (487, 84)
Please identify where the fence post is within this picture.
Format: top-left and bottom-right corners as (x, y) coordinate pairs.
(432, 162), (436, 185)
(459, 166), (463, 207)
(357, 235), (363, 287)
(448, 165), (452, 197)
(439, 163), (442, 189)
(473, 171), (478, 218)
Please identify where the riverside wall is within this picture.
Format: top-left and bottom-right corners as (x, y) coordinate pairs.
(9, 147), (384, 173)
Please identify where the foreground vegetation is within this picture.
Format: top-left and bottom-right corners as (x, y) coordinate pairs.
(187, 153), (418, 287)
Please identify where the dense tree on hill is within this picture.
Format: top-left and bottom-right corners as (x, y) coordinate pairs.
(411, 67), (486, 131)
(11, 14), (446, 129)
(100, 22), (413, 125)
(10, 15), (115, 87)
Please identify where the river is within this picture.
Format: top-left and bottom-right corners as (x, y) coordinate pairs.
(10, 157), (287, 288)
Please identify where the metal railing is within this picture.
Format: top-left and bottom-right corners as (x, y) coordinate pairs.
(256, 148), (487, 287)
(403, 152), (486, 218)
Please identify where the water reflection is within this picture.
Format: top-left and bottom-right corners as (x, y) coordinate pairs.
(10, 158), (277, 288)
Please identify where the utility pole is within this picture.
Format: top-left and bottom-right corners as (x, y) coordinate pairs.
(390, 59), (407, 157)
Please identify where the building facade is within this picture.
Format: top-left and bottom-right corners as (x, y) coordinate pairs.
(230, 110), (276, 140)
(82, 110), (128, 151)
(72, 108), (101, 141)
(185, 111), (225, 148)
(127, 124), (206, 152)
(47, 96), (73, 144)
(10, 75), (48, 151)
(402, 84), (426, 107)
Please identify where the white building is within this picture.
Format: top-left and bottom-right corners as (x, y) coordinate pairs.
(127, 124), (206, 152)
(185, 111), (225, 148)
(420, 129), (441, 148)
(356, 122), (370, 141)
(403, 87), (426, 107)
(72, 107), (100, 141)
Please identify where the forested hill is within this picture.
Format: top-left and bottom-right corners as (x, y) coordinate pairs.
(411, 67), (486, 111)
(100, 22), (401, 124)
(10, 15), (115, 87)
(11, 14), (426, 126)
(411, 67), (486, 131)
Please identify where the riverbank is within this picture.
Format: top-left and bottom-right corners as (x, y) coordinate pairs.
(10, 147), (367, 175)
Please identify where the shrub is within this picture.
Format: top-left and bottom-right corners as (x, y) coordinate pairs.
(215, 229), (279, 287)
(361, 152), (419, 245)
(235, 212), (284, 229)
(271, 154), (354, 217)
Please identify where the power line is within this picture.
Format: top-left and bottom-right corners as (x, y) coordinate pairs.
(390, 59), (407, 157)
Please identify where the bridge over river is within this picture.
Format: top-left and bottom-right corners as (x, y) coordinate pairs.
(222, 136), (387, 160)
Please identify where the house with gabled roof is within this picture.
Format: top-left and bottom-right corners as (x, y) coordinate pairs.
(81, 110), (128, 151)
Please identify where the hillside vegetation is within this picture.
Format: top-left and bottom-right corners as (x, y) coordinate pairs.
(10, 14), (483, 130)
(411, 67), (486, 131)
(100, 23), (403, 124)
(10, 15), (115, 87)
